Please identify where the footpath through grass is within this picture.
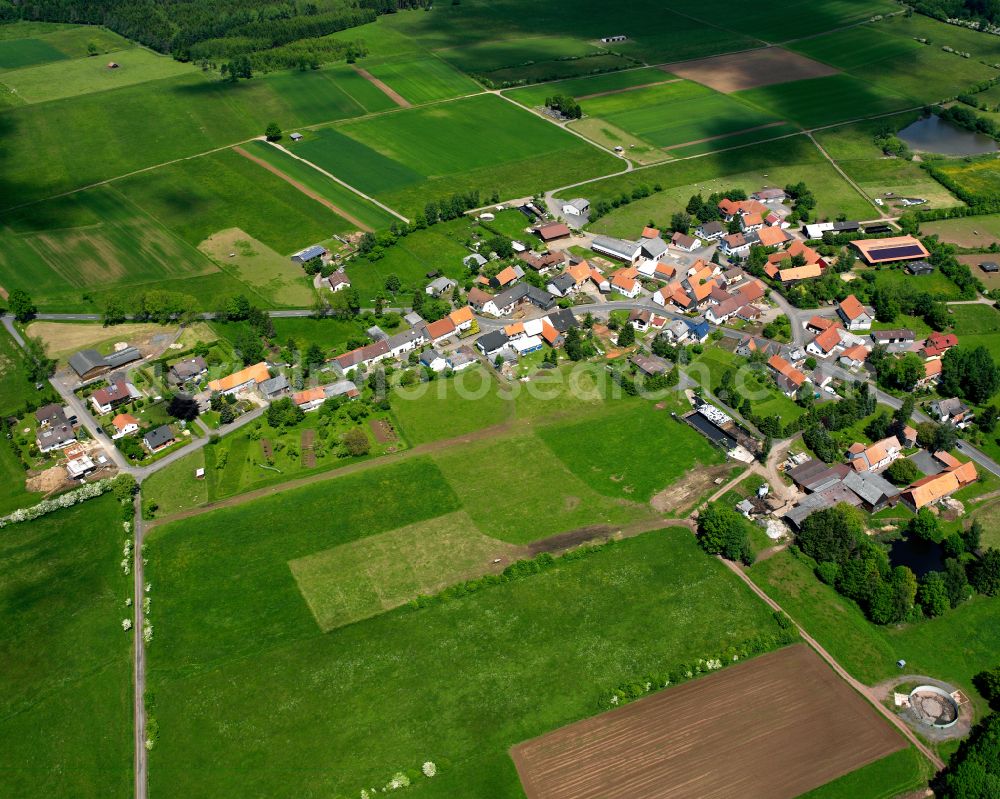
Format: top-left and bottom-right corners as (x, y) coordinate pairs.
(0, 495), (132, 798)
(146, 528), (786, 797)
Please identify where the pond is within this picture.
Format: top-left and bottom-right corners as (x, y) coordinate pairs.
(898, 115), (999, 156)
(888, 535), (944, 577)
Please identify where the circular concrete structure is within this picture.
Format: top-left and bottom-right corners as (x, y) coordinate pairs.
(908, 685), (959, 729)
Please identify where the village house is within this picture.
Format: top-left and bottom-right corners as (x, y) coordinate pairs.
(419, 349), (449, 372)
(695, 220), (725, 241)
(837, 295), (873, 331)
(333, 340), (390, 375)
(806, 325), (844, 359)
(476, 330), (511, 358)
(35, 403), (76, 453)
(685, 317), (711, 343)
(871, 328), (915, 346)
(111, 413), (139, 439)
(426, 276), (457, 297)
(90, 380), (133, 415)
(519, 249), (565, 273)
(767, 354), (806, 397)
(628, 309), (652, 332)
(839, 344), (869, 369)
(922, 332), (958, 358)
(258, 374), (290, 400)
(720, 232), (752, 257)
(426, 317), (457, 344)
(533, 222), (571, 242)
(143, 425), (176, 454)
(639, 236), (669, 261)
(665, 319), (689, 343)
(463, 253), (488, 271)
(293, 387), (327, 412)
(448, 346), (479, 371)
(208, 362), (271, 396)
(847, 435), (902, 472)
(387, 327), (428, 359)
(931, 397), (974, 428)
(169, 356), (208, 385)
(920, 357), (943, 387)
(327, 271), (351, 292)
(610, 267), (642, 299)
(449, 305), (475, 332)
(901, 461), (978, 510)
(756, 226), (792, 248)
(670, 231), (700, 252)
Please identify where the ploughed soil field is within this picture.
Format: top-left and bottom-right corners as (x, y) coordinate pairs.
(511, 644), (907, 799)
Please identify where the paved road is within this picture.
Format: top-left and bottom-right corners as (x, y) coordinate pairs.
(132, 495), (148, 799)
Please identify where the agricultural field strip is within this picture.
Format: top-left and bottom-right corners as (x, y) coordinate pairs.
(5, 49), (924, 218)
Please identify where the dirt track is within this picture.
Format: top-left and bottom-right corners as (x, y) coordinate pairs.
(232, 146), (373, 232)
(352, 66), (411, 107)
(511, 644), (907, 799)
(576, 79), (680, 100)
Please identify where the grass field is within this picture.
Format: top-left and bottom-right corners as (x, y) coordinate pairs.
(391, 366), (510, 444)
(0, 326), (56, 415)
(0, 495), (132, 798)
(1, 46), (194, 103)
(923, 212), (1000, 248)
(242, 140), (400, 231)
(798, 748), (931, 799)
(951, 303), (1000, 362)
(344, 217), (473, 301)
(0, 438), (42, 515)
(432, 432), (653, 542)
(116, 148), (351, 254)
(145, 523), (785, 797)
(574, 80), (782, 151)
(363, 53), (480, 103)
(0, 23), (129, 70)
(691, 346), (805, 425)
(750, 548), (1000, 700)
(537, 400), (723, 502)
(0, 63), (398, 209)
(665, 122), (802, 158)
(504, 68), (674, 108)
(295, 93), (620, 214)
(866, 264), (964, 300)
(787, 21), (998, 104)
(734, 74), (914, 129)
(839, 157), (962, 210)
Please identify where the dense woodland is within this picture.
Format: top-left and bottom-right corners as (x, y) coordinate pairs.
(914, 0), (1000, 25)
(0, 0), (424, 65)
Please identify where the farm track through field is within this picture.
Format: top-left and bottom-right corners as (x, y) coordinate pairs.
(663, 120), (788, 151)
(232, 145), (374, 232)
(575, 78), (681, 100)
(352, 65), (411, 108)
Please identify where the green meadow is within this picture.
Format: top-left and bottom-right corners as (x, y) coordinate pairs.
(799, 748), (932, 799)
(0, 22), (129, 70)
(951, 304), (1000, 363)
(146, 512), (785, 797)
(0, 496), (132, 799)
(0, 63), (398, 208)
(1, 46), (194, 103)
(297, 93), (619, 214)
(504, 67), (674, 108)
(242, 139), (399, 230)
(363, 53), (480, 104)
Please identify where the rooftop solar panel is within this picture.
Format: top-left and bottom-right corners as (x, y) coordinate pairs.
(867, 244), (924, 260)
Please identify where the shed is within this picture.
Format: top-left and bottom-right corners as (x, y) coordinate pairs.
(290, 132), (303, 141)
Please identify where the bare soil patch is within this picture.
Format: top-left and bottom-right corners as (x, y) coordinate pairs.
(664, 47), (838, 93)
(957, 254), (1000, 290)
(352, 65), (411, 108)
(260, 439), (273, 460)
(651, 462), (733, 513)
(301, 429), (316, 468)
(25, 320), (167, 362)
(26, 465), (72, 495)
(369, 418), (397, 444)
(0, 285), (8, 300)
(512, 644), (906, 799)
(233, 146), (372, 232)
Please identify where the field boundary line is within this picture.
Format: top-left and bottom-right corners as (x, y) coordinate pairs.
(234, 145), (375, 232)
(259, 139), (409, 223)
(722, 558), (946, 771)
(132, 494), (149, 799)
(663, 120), (789, 151)
(807, 131), (888, 218)
(574, 78), (682, 100)
(351, 65), (411, 108)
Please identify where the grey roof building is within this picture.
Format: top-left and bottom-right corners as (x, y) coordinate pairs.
(169, 356), (208, 383)
(104, 347), (141, 369)
(591, 235), (640, 262)
(476, 330), (510, 356)
(259, 374), (290, 399)
(842, 470), (899, 511)
(403, 311), (424, 326)
(143, 425), (175, 452)
(463, 253), (488, 269)
(547, 273), (577, 297)
(426, 276), (457, 296)
(68, 349), (108, 379)
(547, 308), (578, 332)
(291, 245), (327, 263)
(639, 236), (668, 260)
(35, 403), (67, 427)
(324, 380), (358, 398)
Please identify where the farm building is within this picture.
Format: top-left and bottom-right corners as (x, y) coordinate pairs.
(327, 271), (351, 292)
(289, 132), (303, 141)
(871, 329), (915, 346)
(561, 198), (589, 216)
(905, 261), (934, 275)
(258, 375), (290, 400)
(592, 235), (641, 264)
(68, 349), (110, 380)
(851, 236), (929, 265)
(291, 245), (327, 264)
(208, 362), (271, 395)
(980, 261), (999, 273)
(533, 222), (571, 242)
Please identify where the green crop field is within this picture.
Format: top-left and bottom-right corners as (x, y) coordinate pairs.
(437, 34), (603, 75)
(242, 139), (399, 231)
(799, 748), (931, 799)
(145, 512), (785, 797)
(296, 94), (619, 214)
(1, 46), (195, 103)
(432, 431), (652, 542)
(751, 548), (1000, 700)
(504, 67), (674, 108)
(391, 366), (510, 444)
(115, 148), (349, 254)
(0, 63), (399, 209)
(0, 185), (224, 310)
(788, 21), (998, 104)
(0, 496), (132, 799)
(665, 123), (801, 158)
(571, 80), (782, 151)
(0, 326), (55, 416)
(734, 74), (914, 129)
(363, 53), (480, 103)
(537, 400), (723, 502)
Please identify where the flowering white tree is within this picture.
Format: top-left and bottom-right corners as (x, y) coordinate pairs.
(0, 479), (112, 528)
(122, 618), (133, 631)
(143, 622), (153, 644)
(421, 762), (436, 778)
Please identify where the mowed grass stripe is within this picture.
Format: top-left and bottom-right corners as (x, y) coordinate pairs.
(363, 53), (481, 104)
(0, 37), (67, 70)
(504, 67), (675, 107)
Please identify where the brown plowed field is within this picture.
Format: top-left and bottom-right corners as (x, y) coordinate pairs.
(511, 644), (906, 799)
(664, 47), (838, 93)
